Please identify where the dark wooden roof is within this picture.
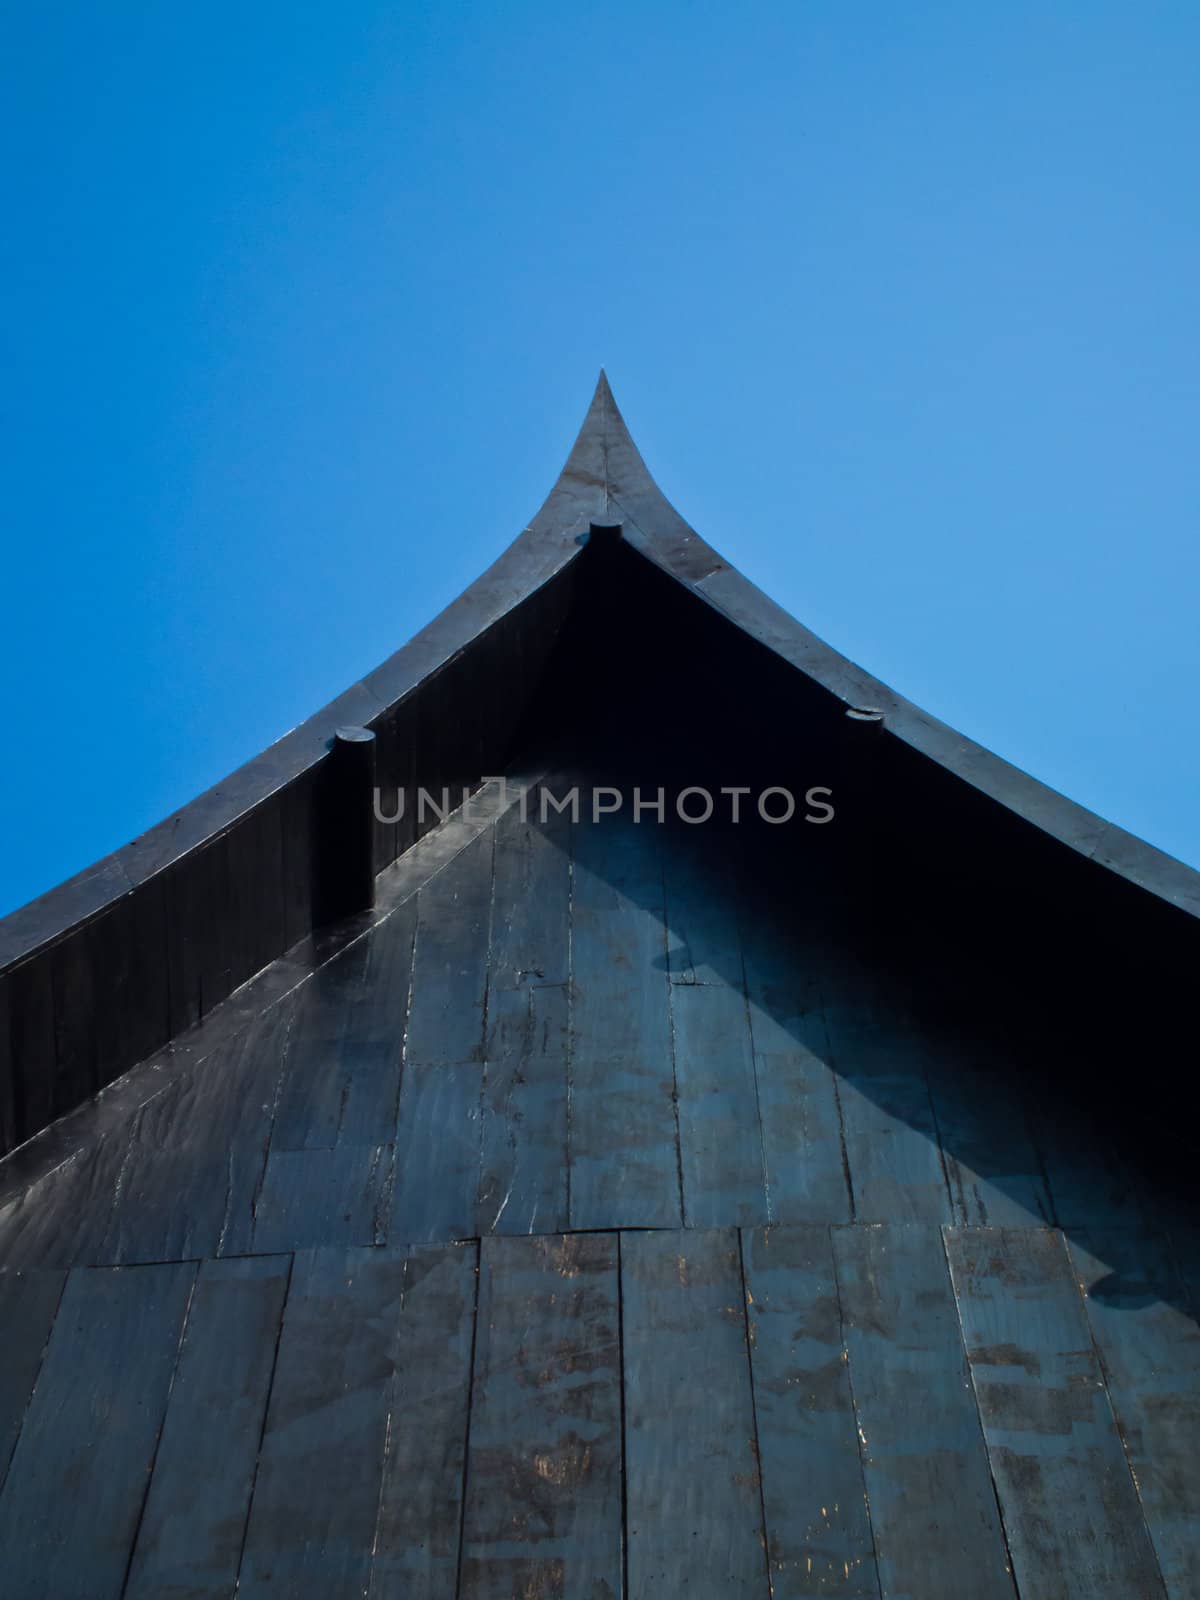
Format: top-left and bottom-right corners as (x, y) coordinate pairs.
(0, 378), (1197, 1597)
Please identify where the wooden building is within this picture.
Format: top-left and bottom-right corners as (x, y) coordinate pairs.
(0, 375), (1197, 1597)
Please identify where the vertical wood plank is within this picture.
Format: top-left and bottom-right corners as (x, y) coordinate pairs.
(621, 1227), (766, 1598)
(392, 1059), (484, 1243)
(0, 1267), (66, 1489)
(479, 982), (569, 1235)
(251, 1142), (390, 1252)
(7, 955), (55, 1144)
(124, 1254), (291, 1600)
(0, 973), (15, 1155)
(753, 1047), (853, 1225)
(945, 1225), (1166, 1600)
(671, 981), (766, 1228)
(99, 997), (296, 1265)
(923, 1036), (1051, 1227)
(742, 904), (851, 1226)
(488, 796), (570, 990)
(832, 1223), (1014, 1600)
(0, 1260), (197, 1600)
(662, 823), (744, 987)
(237, 1245), (407, 1598)
(1027, 1101), (1146, 1230)
(369, 1241), (478, 1599)
(829, 1031), (952, 1224)
(478, 801), (571, 1235)
(0, 1120), (135, 1269)
(405, 827), (493, 1066)
(1068, 1227), (1200, 1599)
(460, 1233), (623, 1599)
(269, 901), (414, 1154)
(569, 817), (681, 1230)
(741, 1225), (879, 1599)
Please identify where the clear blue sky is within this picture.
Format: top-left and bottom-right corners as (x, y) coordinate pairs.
(2, 3), (1197, 917)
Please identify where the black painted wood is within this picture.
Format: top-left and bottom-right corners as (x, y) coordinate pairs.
(98, 997), (297, 1265)
(270, 900), (415, 1153)
(741, 905), (852, 1226)
(0, 1259), (197, 1600)
(671, 981), (766, 1228)
(828, 1029), (953, 1225)
(832, 1224), (1014, 1600)
(0, 1111), (138, 1268)
(0, 1266), (65, 1491)
(742, 1225), (879, 1599)
(946, 1226), (1168, 1600)
(480, 983), (569, 1236)
(7, 956), (55, 1146)
(406, 827), (493, 1066)
(392, 1059), (484, 1244)
(252, 1142), (390, 1252)
(124, 1253), (291, 1600)
(478, 801), (571, 1235)
(662, 823), (745, 986)
(569, 817), (681, 1230)
(922, 1031), (1052, 1227)
(621, 1227), (766, 1599)
(460, 1233), (623, 1598)
(369, 1241), (478, 1599)
(238, 1245), (407, 1598)
(1068, 1228), (1200, 1599)
(0, 976), (14, 1156)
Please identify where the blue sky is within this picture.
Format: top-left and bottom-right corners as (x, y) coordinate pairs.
(2, 2), (1197, 916)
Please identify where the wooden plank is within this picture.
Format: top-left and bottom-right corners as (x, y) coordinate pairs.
(741, 1225), (878, 1599)
(49, 927), (99, 1114)
(0, 1259), (197, 1600)
(488, 796), (570, 989)
(945, 1225), (1165, 1600)
(829, 1030), (952, 1224)
(392, 1059), (483, 1243)
(337, 902), (418, 1143)
(754, 1047), (852, 1225)
(99, 997), (296, 1265)
(742, 895), (851, 1226)
(922, 1032), (1051, 1226)
(621, 1227), (766, 1598)
(369, 1241), (478, 1599)
(280, 772), (317, 950)
(252, 1143), (390, 1252)
(662, 823), (744, 986)
(0, 973), (15, 1155)
(1067, 1228), (1200, 1599)
(0, 1120), (134, 1269)
(0, 1267), (66, 1490)
(405, 826), (493, 1066)
(268, 939), (371, 1152)
(91, 876), (172, 1097)
(671, 981), (766, 1228)
(1027, 1096), (1146, 1230)
(268, 900), (415, 1153)
(7, 955), (55, 1144)
(237, 1245), (406, 1598)
(569, 816), (681, 1230)
(832, 1223), (1013, 1599)
(479, 982), (569, 1235)
(460, 1233), (623, 1599)
(477, 800), (571, 1235)
(125, 1254), (291, 1600)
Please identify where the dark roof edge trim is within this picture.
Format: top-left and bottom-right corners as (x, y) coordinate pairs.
(0, 380), (613, 972)
(599, 380), (1200, 923)
(3, 369), (1196, 974)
